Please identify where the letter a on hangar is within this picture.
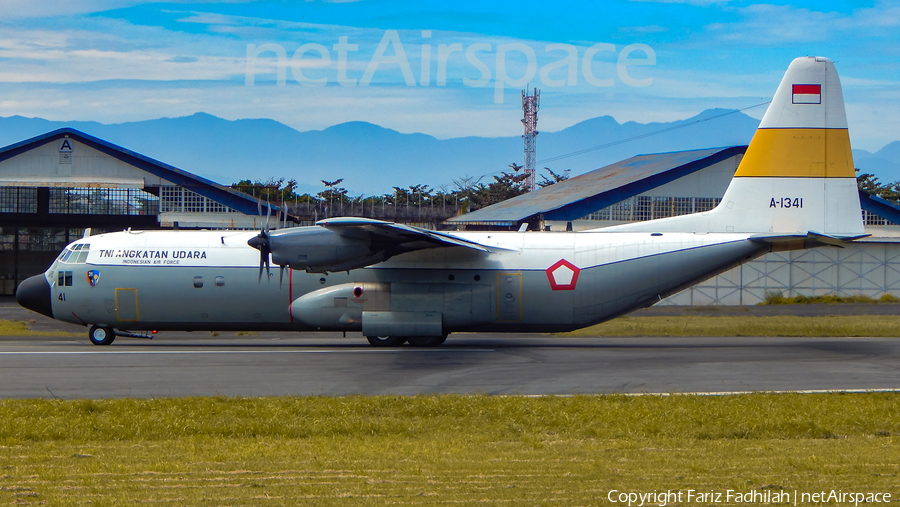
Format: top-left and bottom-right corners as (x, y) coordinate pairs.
(545, 259), (580, 290)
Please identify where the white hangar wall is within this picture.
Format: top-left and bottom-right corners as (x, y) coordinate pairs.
(580, 155), (740, 224)
(639, 155), (739, 198)
(658, 235), (900, 305)
(0, 138), (170, 188)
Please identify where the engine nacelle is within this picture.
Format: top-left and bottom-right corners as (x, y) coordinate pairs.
(268, 227), (385, 273)
(291, 281), (491, 336)
(291, 282), (389, 329)
(291, 282), (444, 337)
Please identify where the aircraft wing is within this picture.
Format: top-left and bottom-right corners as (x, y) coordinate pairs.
(316, 217), (501, 253)
(257, 217), (513, 273)
(750, 231), (869, 249)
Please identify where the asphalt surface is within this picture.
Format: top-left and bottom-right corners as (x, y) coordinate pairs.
(2, 297), (899, 398)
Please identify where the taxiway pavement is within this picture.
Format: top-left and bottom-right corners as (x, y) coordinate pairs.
(1, 333), (899, 398)
(2, 299), (898, 398)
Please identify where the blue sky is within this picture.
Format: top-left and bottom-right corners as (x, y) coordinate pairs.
(0, 0), (898, 152)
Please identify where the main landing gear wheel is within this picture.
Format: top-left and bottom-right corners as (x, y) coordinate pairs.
(407, 335), (448, 347)
(88, 325), (116, 346)
(366, 335), (406, 347)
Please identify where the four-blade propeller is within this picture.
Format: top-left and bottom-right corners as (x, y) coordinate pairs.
(247, 199), (279, 283)
(247, 227), (272, 282)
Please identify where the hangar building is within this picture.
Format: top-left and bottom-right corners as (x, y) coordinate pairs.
(448, 146), (900, 305)
(448, 147), (746, 230)
(0, 128), (280, 295)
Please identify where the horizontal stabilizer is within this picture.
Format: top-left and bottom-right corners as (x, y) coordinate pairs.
(750, 231), (869, 249)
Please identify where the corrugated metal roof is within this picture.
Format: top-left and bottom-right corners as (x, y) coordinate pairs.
(0, 127), (277, 216)
(859, 191), (900, 225)
(446, 146), (747, 224)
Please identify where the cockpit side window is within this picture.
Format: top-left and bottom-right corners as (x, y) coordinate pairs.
(57, 271), (73, 287)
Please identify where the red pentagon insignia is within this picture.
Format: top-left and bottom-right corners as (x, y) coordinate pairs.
(546, 259), (580, 291)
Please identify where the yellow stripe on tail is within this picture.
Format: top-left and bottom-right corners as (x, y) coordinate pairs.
(735, 128), (855, 178)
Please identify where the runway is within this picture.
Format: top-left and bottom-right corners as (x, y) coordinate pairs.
(1, 332), (899, 398)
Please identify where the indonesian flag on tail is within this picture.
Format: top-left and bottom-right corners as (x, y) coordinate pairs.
(792, 84), (821, 104)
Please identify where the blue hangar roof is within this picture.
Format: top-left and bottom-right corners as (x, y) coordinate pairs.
(0, 127), (277, 216)
(858, 191), (900, 225)
(446, 146), (748, 226)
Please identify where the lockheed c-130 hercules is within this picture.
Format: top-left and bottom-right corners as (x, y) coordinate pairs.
(17, 57), (866, 347)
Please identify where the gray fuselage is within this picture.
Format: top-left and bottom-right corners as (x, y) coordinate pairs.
(31, 229), (767, 335)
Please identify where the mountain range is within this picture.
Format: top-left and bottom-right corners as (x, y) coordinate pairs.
(853, 141), (900, 184)
(1, 111), (897, 195)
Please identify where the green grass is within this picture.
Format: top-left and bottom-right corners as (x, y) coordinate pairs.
(0, 319), (80, 337)
(562, 315), (900, 337)
(0, 319), (31, 335)
(0, 394), (898, 505)
(759, 291), (900, 305)
(8, 314), (900, 339)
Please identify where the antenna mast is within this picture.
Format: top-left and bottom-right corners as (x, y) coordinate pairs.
(521, 88), (540, 191)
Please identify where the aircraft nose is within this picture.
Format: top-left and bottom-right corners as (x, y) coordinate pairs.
(16, 274), (54, 319)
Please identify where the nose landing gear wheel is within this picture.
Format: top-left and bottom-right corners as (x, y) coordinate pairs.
(89, 326), (116, 346)
(366, 335), (406, 347)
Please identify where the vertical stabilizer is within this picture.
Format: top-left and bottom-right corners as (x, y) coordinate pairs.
(726, 56), (862, 235)
(601, 57), (864, 236)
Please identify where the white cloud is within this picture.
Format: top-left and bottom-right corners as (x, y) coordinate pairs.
(705, 5), (840, 44)
(0, 41), (247, 83)
(618, 25), (669, 34)
(848, 1), (900, 28)
(841, 76), (900, 87)
(0, 0), (140, 19)
(630, 0), (730, 6)
(703, 2), (900, 46)
(0, 0), (265, 19)
(170, 10), (367, 39)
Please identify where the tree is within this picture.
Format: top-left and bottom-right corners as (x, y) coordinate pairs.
(408, 184), (433, 206)
(470, 171), (529, 208)
(232, 177), (302, 203)
(321, 178), (344, 190)
(386, 185), (434, 206)
(538, 167), (571, 188)
(318, 187), (349, 206)
(319, 178), (349, 212)
(857, 170), (900, 203)
(452, 175), (483, 206)
(227, 164), (569, 220)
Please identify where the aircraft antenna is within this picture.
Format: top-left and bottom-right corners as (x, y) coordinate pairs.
(521, 87), (540, 192)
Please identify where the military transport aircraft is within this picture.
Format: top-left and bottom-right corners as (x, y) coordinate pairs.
(17, 57), (865, 346)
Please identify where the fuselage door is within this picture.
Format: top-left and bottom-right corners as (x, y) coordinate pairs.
(496, 272), (522, 322)
(115, 288), (139, 321)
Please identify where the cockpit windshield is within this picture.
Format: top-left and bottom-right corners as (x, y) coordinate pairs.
(57, 243), (91, 264)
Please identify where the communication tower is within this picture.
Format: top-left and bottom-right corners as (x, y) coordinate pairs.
(521, 88), (540, 191)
